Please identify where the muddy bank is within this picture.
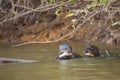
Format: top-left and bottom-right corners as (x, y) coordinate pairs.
(0, 12), (119, 45)
(0, 0), (119, 45)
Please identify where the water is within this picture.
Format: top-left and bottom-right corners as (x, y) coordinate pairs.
(0, 42), (120, 80)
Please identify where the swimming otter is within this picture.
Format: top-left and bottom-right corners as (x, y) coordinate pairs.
(56, 44), (81, 60)
(84, 45), (100, 57)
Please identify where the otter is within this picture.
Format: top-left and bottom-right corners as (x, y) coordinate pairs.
(84, 45), (100, 57)
(56, 43), (81, 60)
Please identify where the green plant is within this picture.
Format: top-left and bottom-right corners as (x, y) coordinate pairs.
(49, 0), (55, 4)
(87, 0), (108, 9)
(69, 0), (76, 3)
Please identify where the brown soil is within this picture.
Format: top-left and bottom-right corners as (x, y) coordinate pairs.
(0, 12), (119, 45)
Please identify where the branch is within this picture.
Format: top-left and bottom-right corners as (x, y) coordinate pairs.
(0, 1), (71, 25)
(14, 4), (34, 10)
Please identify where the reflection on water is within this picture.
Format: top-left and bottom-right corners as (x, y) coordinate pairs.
(0, 42), (120, 80)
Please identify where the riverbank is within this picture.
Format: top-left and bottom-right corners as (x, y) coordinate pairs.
(0, 13), (119, 46)
(0, 0), (119, 45)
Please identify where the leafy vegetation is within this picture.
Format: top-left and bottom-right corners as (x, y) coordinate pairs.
(49, 0), (55, 4)
(87, 0), (108, 9)
(69, 0), (76, 3)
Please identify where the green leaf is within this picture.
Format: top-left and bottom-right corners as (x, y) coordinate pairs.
(87, 0), (108, 9)
(87, 0), (98, 9)
(100, 0), (108, 6)
(65, 13), (75, 18)
(69, 0), (76, 3)
(49, 0), (55, 4)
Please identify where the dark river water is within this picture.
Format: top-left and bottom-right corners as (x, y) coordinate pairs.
(0, 42), (120, 80)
